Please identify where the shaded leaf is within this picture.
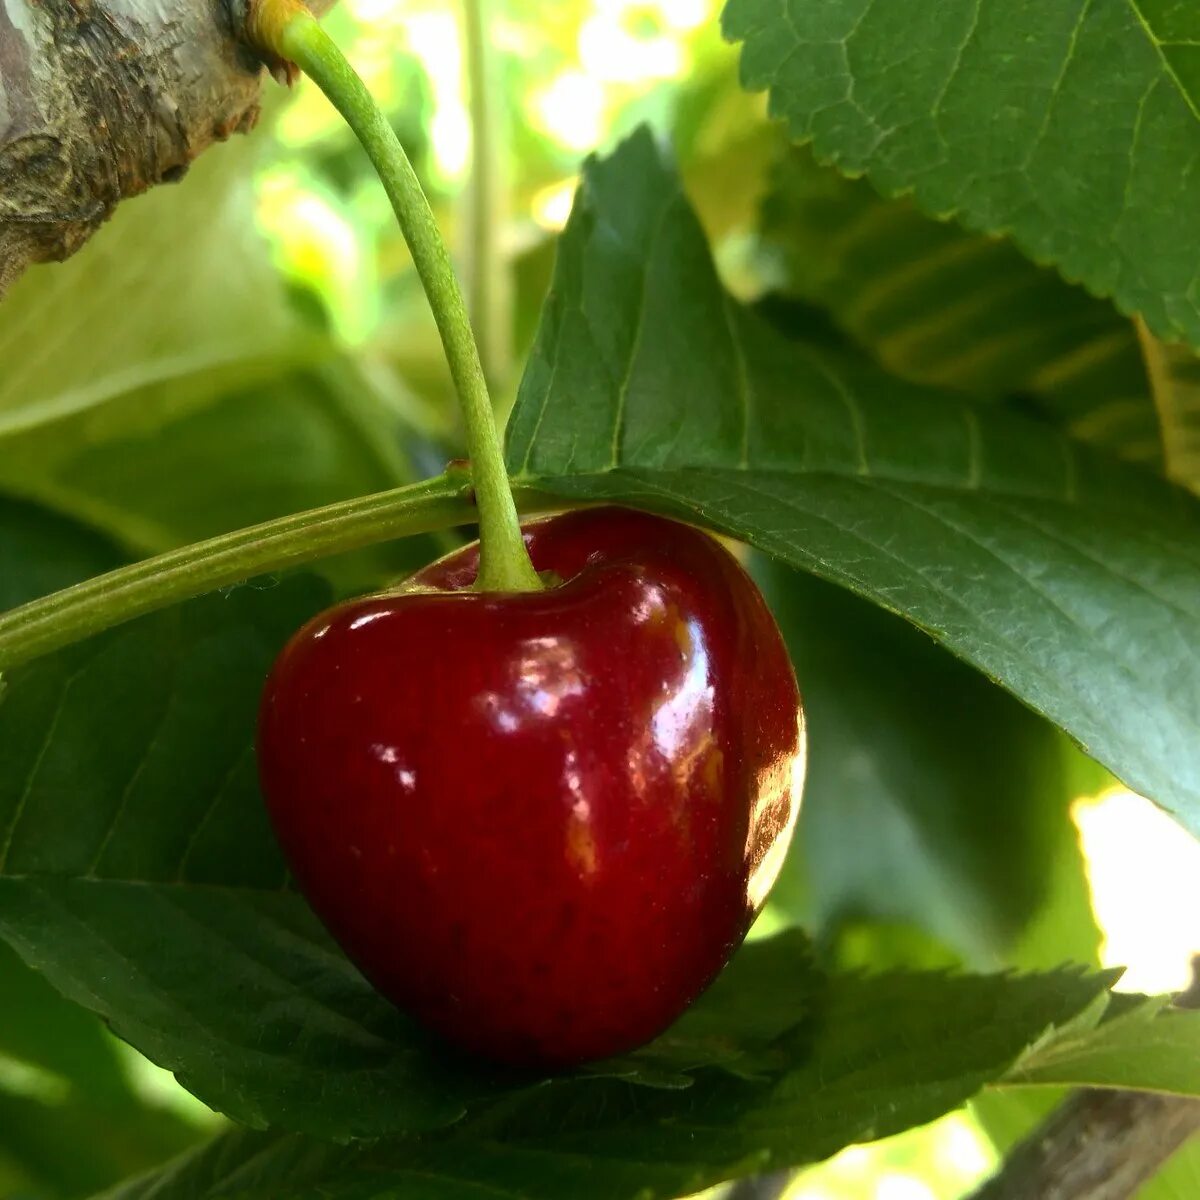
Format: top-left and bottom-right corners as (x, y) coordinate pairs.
(723, 0), (1200, 348)
(1005, 795), (1103, 975)
(0, 139), (301, 438)
(0, 366), (400, 549)
(0, 499), (126, 612)
(1138, 319), (1200, 490)
(0, 938), (132, 1107)
(0, 576), (507, 1138)
(759, 145), (1160, 468)
(94, 948), (1111, 1200)
(0, 359), (436, 592)
(0, 502), (203, 1197)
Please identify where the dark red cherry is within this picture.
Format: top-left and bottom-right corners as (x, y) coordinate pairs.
(257, 507), (804, 1067)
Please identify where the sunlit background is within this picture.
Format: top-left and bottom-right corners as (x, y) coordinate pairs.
(255, 0), (767, 357)
(4, 3), (1197, 1198)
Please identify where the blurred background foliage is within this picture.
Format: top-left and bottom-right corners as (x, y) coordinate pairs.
(0, 2), (1197, 1198)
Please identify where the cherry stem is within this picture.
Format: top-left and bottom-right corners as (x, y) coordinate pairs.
(258, 2), (540, 593)
(0, 475), (564, 673)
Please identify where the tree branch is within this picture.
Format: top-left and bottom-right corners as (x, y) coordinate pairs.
(0, 0), (332, 296)
(968, 1090), (1200, 1200)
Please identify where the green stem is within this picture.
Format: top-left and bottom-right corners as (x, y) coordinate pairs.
(0, 475), (565, 674)
(463, 0), (511, 396)
(271, 5), (539, 592)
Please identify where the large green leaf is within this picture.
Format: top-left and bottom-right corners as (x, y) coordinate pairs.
(94, 950), (1111, 1200)
(722, 0), (1200, 350)
(759, 145), (1161, 468)
(753, 560), (1084, 967)
(982, 989), (1200, 1197)
(0, 138), (302, 438)
(0, 940), (203, 1200)
(0, 503), (205, 1198)
(0, 364), (408, 552)
(1148, 1143), (1200, 1200)
(505, 128), (1200, 834)
(103, 983), (1200, 1200)
(0, 501), (132, 1111)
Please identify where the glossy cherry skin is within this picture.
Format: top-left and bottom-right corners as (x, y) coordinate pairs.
(257, 507), (804, 1068)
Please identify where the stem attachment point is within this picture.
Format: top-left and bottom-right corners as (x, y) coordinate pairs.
(248, 0), (541, 594)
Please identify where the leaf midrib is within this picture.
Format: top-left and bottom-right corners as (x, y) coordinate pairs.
(515, 464), (1200, 782)
(513, 460), (1197, 542)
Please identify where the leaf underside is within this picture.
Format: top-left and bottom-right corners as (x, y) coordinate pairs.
(756, 144), (1163, 470)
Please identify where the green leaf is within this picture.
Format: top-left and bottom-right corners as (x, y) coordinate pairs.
(1135, 1136), (1200, 1200)
(94, 950), (1112, 1200)
(0, 499), (127, 612)
(0, 138), (303, 439)
(1005, 792), (1104, 975)
(1007, 994), (1200, 1095)
(753, 560), (1092, 967)
(0, 941), (206, 1199)
(0, 359), (436, 593)
(0, 365), (399, 549)
(722, 0), (1200, 349)
(0, 504), (203, 1198)
(759, 145), (1161, 468)
(506, 128), (1200, 834)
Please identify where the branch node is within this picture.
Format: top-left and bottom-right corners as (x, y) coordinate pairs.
(238, 0), (307, 83)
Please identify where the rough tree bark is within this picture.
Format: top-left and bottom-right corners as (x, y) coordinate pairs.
(968, 1090), (1200, 1200)
(0, 0), (330, 296)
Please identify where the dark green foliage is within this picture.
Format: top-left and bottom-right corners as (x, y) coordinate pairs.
(2, 7), (1199, 1197)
